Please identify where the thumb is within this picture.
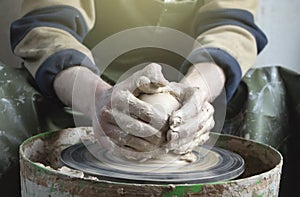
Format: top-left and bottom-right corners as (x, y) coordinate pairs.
(137, 63), (169, 94)
(114, 63), (169, 95)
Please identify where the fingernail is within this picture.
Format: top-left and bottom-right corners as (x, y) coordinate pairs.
(170, 116), (181, 127)
(137, 76), (150, 86)
(167, 131), (179, 141)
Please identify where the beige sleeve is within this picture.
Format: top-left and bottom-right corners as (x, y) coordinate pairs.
(186, 0), (267, 100)
(10, 0), (98, 99)
(21, 0), (95, 30)
(193, 0), (265, 76)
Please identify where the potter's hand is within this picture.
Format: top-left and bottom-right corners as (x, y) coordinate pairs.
(93, 63), (170, 160)
(164, 62), (225, 154)
(163, 82), (215, 154)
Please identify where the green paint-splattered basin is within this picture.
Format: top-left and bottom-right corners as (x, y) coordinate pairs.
(20, 127), (282, 197)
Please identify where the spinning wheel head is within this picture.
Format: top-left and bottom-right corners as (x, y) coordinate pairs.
(60, 142), (245, 184)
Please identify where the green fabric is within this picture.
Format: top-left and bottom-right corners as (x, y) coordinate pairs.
(0, 63), (76, 195)
(224, 66), (290, 152)
(223, 66), (300, 196)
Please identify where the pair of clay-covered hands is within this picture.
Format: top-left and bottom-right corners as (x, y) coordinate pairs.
(92, 63), (215, 160)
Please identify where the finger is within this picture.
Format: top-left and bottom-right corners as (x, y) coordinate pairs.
(114, 63), (169, 94)
(172, 132), (211, 155)
(128, 93), (170, 130)
(166, 117), (213, 153)
(93, 104), (160, 155)
(136, 76), (164, 95)
(167, 117), (214, 154)
(92, 119), (115, 150)
(165, 129), (208, 152)
(169, 102), (214, 140)
(94, 126), (166, 161)
(102, 108), (163, 140)
(170, 88), (207, 127)
(121, 134), (159, 152)
(101, 109), (166, 146)
(135, 63), (170, 94)
(112, 90), (169, 130)
(140, 63), (169, 87)
(170, 102), (214, 133)
(167, 115), (211, 142)
(98, 116), (160, 152)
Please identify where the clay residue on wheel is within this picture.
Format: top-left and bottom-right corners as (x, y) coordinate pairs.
(24, 127), (94, 169)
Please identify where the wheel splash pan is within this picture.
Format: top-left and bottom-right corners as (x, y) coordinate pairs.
(20, 127), (283, 197)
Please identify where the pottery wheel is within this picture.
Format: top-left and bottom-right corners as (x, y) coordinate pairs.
(60, 142), (244, 184)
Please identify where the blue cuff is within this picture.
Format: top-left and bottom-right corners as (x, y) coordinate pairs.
(181, 47), (242, 101)
(35, 49), (99, 103)
(194, 9), (268, 53)
(10, 5), (88, 51)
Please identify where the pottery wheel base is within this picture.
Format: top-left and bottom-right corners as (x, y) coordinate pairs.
(60, 142), (245, 184)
